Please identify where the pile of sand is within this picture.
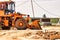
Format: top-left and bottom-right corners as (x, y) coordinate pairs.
(0, 30), (46, 40)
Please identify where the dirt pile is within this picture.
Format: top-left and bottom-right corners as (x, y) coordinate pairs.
(0, 30), (46, 40)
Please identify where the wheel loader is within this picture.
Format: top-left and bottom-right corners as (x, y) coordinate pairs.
(0, 0), (41, 30)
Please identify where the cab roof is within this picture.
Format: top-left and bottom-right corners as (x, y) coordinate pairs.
(0, 1), (14, 4)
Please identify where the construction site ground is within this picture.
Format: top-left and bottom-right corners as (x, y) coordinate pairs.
(0, 26), (60, 40)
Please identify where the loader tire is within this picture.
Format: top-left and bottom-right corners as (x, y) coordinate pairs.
(15, 19), (27, 30)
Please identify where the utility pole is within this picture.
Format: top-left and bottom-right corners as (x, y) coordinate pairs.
(31, 0), (35, 17)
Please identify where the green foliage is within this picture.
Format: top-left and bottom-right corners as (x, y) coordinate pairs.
(50, 18), (59, 23)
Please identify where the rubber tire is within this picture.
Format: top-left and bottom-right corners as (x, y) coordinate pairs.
(15, 19), (27, 30)
(2, 26), (10, 30)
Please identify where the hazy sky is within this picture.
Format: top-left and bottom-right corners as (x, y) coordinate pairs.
(0, 0), (60, 18)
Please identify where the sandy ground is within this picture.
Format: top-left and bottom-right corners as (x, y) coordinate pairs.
(0, 30), (46, 40)
(0, 26), (60, 40)
(41, 26), (60, 32)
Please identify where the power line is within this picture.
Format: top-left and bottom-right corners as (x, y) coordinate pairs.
(15, 0), (60, 17)
(16, 0), (35, 17)
(34, 1), (60, 17)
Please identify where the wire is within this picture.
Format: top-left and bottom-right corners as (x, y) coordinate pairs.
(15, 0), (60, 17)
(34, 1), (60, 17)
(15, 0), (35, 18)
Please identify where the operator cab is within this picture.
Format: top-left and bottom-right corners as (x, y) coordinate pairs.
(0, 1), (15, 14)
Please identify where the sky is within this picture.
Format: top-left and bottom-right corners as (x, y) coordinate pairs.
(0, 0), (60, 18)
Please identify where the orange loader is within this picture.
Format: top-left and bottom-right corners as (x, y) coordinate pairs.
(0, 0), (41, 30)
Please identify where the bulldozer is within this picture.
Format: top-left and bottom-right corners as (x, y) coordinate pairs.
(0, 0), (41, 30)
